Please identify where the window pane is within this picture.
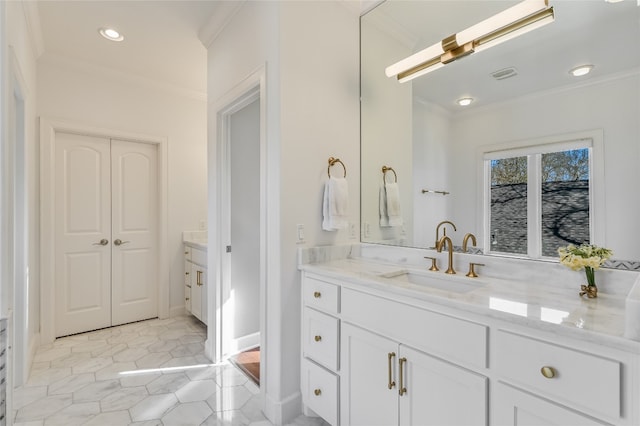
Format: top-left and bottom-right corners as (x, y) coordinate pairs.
(541, 148), (590, 256)
(490, 156), (528, 254)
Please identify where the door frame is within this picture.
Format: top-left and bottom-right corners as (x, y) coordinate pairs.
(208, 65), (267, 370)
(39, 118), (169, 344)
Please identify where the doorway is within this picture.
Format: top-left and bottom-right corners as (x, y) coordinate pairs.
(40, 120), (169, 344)
(211, 68), (267, 389)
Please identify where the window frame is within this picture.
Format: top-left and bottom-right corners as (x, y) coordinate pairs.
(480, 130), (604, 260)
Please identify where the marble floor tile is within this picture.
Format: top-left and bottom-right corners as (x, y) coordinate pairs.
(14, 316), (323, 426)
(161, 401), (213, 426)
(175, 379), (218, 403)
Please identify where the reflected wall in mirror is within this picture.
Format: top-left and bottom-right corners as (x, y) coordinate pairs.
(361, 0), (640, 262)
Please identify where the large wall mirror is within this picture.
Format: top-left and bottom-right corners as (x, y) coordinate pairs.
(361, 0), (640, 263)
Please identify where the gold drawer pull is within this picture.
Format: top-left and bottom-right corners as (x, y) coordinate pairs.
(388, 352), (396, 389)
(399, 357), (407, 396)
(541, 366), (556, 379)
(314, 335), (322, 342)
(313, 291), (321, 298)
(185, 298), (190, 301)
(314, 389), (322, 396)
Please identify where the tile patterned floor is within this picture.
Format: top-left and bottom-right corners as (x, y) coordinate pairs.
(13, 316), (327, 426)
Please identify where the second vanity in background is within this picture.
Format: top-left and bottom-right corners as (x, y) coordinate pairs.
(183, 232), (207, 325)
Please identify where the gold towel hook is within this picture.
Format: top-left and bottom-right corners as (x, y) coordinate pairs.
(328, 157), (346, 178)
(381, 166), (398, 184)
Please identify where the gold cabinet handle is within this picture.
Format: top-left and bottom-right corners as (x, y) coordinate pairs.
(314, 389), (321, 396)
(313, 291), (321, 298)
(185, 297), (190, 301)
(399, 357), (407, 396)
(314, 335), (322, 342)
(196, 270), (203, 286)
(388, 352), (396, 389)
(541, 366), (556, 379)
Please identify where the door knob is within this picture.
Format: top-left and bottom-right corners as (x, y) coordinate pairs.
(114, 239), (130, 246)
(93, 239), (109, 246)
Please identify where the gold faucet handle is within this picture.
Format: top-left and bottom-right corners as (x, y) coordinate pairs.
(466, 262), (484, 278)
(424, 256), (439, 272)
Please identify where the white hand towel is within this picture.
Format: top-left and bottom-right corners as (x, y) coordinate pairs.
(379, 186), (390, 227)
(384, 182), (403, 227)
(322, 177), (349, 231)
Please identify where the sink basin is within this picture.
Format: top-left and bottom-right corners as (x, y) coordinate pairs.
(379, 270), (485, 294)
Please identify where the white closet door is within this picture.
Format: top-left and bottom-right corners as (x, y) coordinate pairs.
(111, 140), (158, 325)
(55, 133), (112, 337)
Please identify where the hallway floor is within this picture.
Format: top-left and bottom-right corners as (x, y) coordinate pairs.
(13, 316), (327, 426)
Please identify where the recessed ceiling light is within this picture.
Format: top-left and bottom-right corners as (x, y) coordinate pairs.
(99, 27), (124, 42)
(457, 97), (474, 107)
(569, 65), (594, 77)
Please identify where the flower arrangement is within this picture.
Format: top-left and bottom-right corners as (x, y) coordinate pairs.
(558, 243), (613, 298)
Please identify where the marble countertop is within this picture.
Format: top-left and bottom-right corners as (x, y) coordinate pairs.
(183, 230), (207, 250)
(184, 239), (207, 250)
(300, 257), (640, 353)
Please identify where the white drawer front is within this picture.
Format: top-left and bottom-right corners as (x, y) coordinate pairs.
(495, 330), (621, 419)
(184, 245), (191, 260)
(191, 248), (207, 266)
(302, 359), (338, 426)
(303, 276), (339, 315)
(303, 308), (339, 371)
(341, 288), (487, 369)
(184, 285), (191, 311)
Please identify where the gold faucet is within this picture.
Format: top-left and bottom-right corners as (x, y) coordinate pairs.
(435, 221), (457, 248)
(436, 236), (455, 274)
(462, 233), (476, 252)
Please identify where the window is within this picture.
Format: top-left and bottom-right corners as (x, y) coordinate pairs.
(484, 137), (595, 258)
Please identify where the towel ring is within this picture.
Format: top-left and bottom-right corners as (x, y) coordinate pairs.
(328, 157), (347, 178)
(382, 166), (397, 183)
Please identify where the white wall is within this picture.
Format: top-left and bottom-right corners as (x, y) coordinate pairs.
(360, 18), (412, 244)
(37, 53), (208, 314)
(3, 0), (40, 386)
(450, 73), (640, 260)
(206, 1), (359, 423)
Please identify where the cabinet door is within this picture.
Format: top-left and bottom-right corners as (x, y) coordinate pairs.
(190, 262), (203, 321)
(494, 383), (608, 426)
(341, 323), (398, 426)
(399, 345), (487, 426)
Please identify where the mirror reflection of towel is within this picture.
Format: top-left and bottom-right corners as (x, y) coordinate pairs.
(322, 177), (349, 231)
(380, 182), (402, 227)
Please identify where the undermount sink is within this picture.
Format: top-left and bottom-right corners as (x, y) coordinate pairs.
(379, 270), (485, 294)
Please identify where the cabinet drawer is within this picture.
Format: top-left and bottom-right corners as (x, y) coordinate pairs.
(191, 248), (207, 266)
(303, 308), (339, 371)
(303, 276), (339, 315)
(184, 245), (191, 260)
(342, 288), (487, 369)
(301, 359), (338, 426)
(184, 260), (191, 286)
(495, 330), (621, 419)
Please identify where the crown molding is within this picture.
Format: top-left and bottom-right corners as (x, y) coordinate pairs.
(22, 0), (44, 58)
(39, 52), (207, 102)
(198, 1), (245, 49)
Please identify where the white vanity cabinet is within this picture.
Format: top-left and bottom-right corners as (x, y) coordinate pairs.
(184, 244), (207, 325)
(301, 275), (341, 426)
(301, 266), (640, 426)
(340, 289), (488, 426)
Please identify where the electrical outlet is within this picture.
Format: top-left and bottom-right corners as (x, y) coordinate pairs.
(364, 222), (371, 238)
(198, 220), (207, 230)
(349, 223), (357, 239)
(296, 224), (305, 244)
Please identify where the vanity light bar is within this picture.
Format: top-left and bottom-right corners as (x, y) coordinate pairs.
(386, 0), (555, 83)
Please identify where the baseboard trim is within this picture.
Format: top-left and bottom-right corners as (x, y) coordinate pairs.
(169, 305), (186, 318)
(264, 390), (302, 426)
(230, 332), (260, 355)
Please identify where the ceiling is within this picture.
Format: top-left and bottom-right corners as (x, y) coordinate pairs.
(368, 0), (640, 112)
(36, 0), (222, 95)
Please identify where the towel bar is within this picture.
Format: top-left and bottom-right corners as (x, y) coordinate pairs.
(382, 166), (397, 183)
(328, 157), (347, 178)
(421, 189), (450, 195)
